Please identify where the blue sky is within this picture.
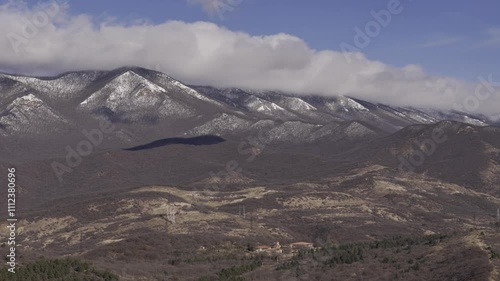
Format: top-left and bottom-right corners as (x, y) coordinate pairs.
(63, 0), (500, 82)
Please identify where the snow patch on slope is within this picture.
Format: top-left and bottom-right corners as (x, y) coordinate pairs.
(264, 121), (320, 143)
(282, 96), (317, 112)
(329, 96), (369, 112)
(2, 72), (101, 99)
(247, 97), (285, 113)
(147, 72), (223, 106)
(186, 113), (253, 136)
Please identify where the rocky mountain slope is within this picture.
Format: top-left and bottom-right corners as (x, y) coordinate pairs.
(0, 67), (495, 162)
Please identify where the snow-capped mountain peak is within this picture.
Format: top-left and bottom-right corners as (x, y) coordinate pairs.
(80, 71), (166, 107)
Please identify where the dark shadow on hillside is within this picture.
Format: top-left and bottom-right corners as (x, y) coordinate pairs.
(124, 135), (225, 151)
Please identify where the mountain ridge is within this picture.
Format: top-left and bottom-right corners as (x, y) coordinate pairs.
(0, 67), (497, 163)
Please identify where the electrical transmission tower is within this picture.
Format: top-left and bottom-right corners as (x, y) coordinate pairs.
(238, 205), (246, 218)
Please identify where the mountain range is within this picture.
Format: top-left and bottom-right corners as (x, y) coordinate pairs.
(0, 66), (497, 163)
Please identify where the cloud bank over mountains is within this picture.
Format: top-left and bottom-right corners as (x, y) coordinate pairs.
(0, 1), (499, 118)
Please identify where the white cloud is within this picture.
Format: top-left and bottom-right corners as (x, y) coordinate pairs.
(0, 1), (499, 117)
